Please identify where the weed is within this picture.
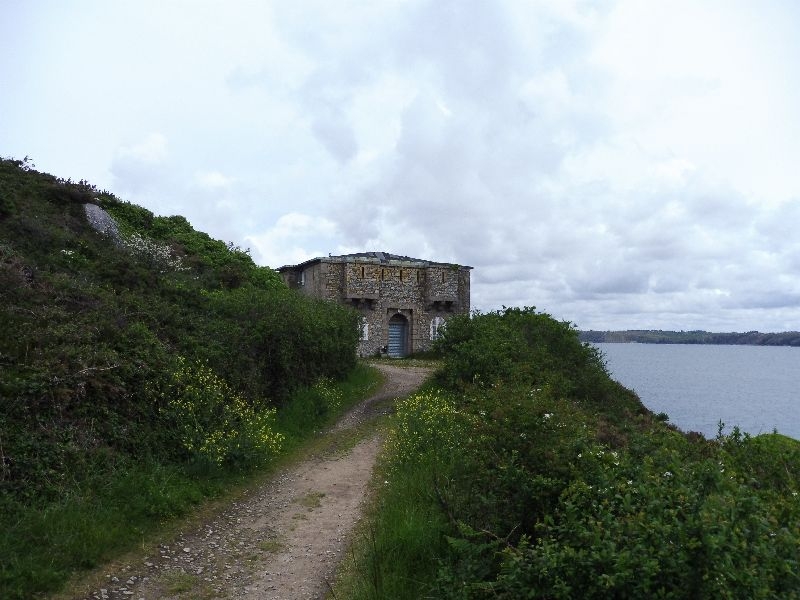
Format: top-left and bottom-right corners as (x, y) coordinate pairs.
(297, 491), (326, 510)
(162, 570), (196, 594)
(258, 538), (287, 553)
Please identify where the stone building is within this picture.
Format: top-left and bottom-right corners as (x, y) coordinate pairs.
(277, 252), (472, 357)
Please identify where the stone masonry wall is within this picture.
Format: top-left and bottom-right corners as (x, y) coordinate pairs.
(280, 256), (471, 357)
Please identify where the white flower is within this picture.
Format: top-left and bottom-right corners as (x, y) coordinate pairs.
(663, 471), (673, 478)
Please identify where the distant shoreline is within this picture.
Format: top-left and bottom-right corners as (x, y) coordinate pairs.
(579, 330), (800, 346)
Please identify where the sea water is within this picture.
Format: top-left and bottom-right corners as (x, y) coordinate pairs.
(595, 343), (800, 440)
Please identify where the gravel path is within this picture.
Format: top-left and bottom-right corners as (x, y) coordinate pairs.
(73, 363), (432, 600)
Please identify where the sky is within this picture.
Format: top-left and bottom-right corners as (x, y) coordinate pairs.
(3, 0), (800, 332)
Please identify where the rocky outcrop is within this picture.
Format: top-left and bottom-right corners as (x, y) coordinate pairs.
(83, 203), (123, 247)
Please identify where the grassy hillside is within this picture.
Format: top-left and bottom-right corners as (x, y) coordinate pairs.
(338, 308), (800, 599)
(0, 157), (364, 598)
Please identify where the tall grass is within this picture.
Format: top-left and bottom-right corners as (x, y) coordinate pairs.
(337, 457), (449, 599)
(335, 386), (459, 599)
(0, 364), (381, 600)
(0, 461), (227, 598)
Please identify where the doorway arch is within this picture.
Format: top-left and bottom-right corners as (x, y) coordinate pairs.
(387, 313), (409, 357)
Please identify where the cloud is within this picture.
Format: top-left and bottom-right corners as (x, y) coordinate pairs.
(246, 212), (340, 268)
(310, 108), (358, 163)
(194, 170), (234, 190)
(114, 133), (168, 165)
(111, 133), (169, 194)
(6, 0), (800, 332)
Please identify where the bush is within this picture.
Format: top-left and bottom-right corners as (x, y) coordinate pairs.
(154, 357), (284, 468)
(344, 307), (800, 599)
(0, 156), (359, 499)
(0, 156), (374, 599)
(387, 390), (468, 469)
(434, 307), (612, 402)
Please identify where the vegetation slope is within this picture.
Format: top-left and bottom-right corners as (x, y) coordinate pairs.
(339, 308), (800, 599)
(0, 157), (366, 598)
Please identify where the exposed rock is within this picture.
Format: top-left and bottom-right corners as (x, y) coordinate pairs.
(83, 203), (123, 247)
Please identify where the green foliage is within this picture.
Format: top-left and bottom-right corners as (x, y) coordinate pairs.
(346, 470), (450, 600)
(342, 308), (800, 599)
(475, 428), (800, 599)
(387, 390), (469, 469)
(0, 460), (228, 600)
(0, 157), (365, 598)
(155, 357), (284, 467)
(104, 199), (283, 291)
(101, 197), (154, 232)
(435, 307), (614, 405)
(0, 156), (357, 493)
(201, 286), (359, 401)
(0, 365), (378, 600)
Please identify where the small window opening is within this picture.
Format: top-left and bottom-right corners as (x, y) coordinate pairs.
(430, 316), (446, 340)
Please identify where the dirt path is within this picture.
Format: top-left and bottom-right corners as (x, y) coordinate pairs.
(75, 363), (432, 600)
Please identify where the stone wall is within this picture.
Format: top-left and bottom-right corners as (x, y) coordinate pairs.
(279, 254), (471, 357)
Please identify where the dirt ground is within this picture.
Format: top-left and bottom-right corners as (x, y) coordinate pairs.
(71, 362), (432, 600)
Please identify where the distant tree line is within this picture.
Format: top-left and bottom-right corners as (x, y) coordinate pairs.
(579, 329), (800, 346)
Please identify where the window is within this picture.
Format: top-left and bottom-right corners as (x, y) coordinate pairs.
(430, 316), (446, 340)
(359, 317), (369, 341)
(298, 270), (305, 286)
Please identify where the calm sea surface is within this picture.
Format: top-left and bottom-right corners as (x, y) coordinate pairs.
(595, 343), (800, 440)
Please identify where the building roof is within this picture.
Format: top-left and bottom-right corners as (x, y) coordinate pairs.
(277, 251), (472, 271)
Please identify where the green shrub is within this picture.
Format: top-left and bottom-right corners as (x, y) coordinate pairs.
(0, 156), (368, 597)
(154, 357), (284, 468)
(387, 389), (468, 469)
(343, 307), (800, 599)
(434, 307), (612, 403)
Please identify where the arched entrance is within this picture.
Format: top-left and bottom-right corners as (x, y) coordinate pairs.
(387, 313), (409, 357)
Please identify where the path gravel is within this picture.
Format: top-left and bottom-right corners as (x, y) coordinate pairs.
(72, 363), (432, 600)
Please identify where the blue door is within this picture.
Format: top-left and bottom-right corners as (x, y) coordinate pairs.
(387, 314), (408, 357)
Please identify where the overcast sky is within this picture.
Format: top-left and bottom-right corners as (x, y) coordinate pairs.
(3, 0), (800, 331)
